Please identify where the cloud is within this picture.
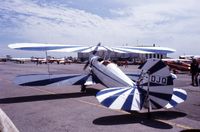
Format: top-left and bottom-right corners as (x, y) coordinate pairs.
(0, 0), (200, 57)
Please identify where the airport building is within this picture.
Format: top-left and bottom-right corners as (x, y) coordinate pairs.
(78, 51), (167, 63)
(78, 45), (167, 64)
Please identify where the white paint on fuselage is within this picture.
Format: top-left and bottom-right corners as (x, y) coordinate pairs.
(91, 57), (135, 88)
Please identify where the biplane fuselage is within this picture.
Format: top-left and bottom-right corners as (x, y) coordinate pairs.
(90, 56), (135, 88)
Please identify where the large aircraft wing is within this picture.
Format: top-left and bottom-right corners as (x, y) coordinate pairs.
(8, 43), (175, 54)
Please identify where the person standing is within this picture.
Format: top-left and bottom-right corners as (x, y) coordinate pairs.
(190, 59), (199, 86)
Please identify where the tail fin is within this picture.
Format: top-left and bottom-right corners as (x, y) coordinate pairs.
(138, 59), (174, 109)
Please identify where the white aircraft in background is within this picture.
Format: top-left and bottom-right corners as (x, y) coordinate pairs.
(52, 57), (73, 64)
(10, 57), (32, 64)
(179, 55), (200, 63)
(31, 57), (47, 64)
(8, 43), (186, 114)
(31, 57), (70, 64)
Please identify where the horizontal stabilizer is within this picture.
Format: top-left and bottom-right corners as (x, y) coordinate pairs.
(165, 88), (187, 109)
(96, 87), (145, 111)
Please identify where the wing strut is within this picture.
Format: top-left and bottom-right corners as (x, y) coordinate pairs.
(138, 70), (152, 118)
(45, 51), (50, 77)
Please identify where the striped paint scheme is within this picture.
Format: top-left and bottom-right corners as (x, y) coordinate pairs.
(96, 87), (143, 111)
(8, 43), (175, 54)
(96, 87), (187, 111)
(139, 59), (174, 109)
(96, 59), (186, 111)
(165, 88), (187, 109)
(8, 43), (187, 112)
(15, 74), (96, 86)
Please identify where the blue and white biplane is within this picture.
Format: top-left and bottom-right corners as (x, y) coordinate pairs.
(8, 43), (186, 112)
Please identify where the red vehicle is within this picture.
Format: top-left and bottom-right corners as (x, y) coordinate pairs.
(162, 59), (191, 73)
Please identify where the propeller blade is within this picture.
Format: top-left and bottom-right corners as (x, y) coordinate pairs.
(83, 61), (90, 70)
(83, 43), (101, 70)
(92, 42), (101, 55)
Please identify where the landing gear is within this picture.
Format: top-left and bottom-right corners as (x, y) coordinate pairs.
(81, 85), (86, 93)
(147, 98), (152, 119)
(146, 71), (151, 119)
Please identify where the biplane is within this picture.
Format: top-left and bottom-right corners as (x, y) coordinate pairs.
(8, 43), (186, 113)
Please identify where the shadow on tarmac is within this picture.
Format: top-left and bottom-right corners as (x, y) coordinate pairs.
(0, 88), (99, 104)
(181, 129), (200, 132)
(93, 111), (187, 129)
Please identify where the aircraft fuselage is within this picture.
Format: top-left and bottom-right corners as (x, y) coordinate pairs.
(90, 56), (135, 88)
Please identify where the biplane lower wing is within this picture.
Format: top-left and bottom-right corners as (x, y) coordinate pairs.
(15, 73), (99, 86)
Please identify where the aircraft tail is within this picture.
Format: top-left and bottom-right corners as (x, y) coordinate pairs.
(137, 59), (174, 109)
(96, 59), (187, 111)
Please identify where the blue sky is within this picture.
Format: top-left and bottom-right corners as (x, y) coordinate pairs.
(0, 0), (200, 58)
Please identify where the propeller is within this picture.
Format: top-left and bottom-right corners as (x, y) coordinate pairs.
(83, 43), (101, 70)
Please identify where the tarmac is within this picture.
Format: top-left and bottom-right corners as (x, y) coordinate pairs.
(0, 62), (200, 132)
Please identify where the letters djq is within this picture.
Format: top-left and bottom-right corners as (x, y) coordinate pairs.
(150, 75), (167, 85)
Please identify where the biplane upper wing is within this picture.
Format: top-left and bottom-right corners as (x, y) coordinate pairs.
(112, 46), (176, 54)
(8, 43), (175, 54)
(8, 43), (91, 52)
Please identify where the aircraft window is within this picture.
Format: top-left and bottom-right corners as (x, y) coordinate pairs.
(102, 60), (111, 66)
(177, 60), (181, 64)
(97, 57), (103, 62)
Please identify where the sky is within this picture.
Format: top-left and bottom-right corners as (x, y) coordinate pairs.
(0, 0), (200, 58)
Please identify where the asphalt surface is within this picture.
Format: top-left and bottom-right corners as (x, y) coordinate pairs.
(0, 62), (200, 132)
